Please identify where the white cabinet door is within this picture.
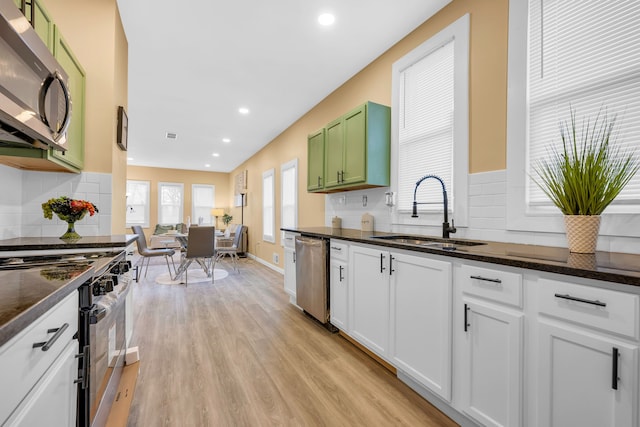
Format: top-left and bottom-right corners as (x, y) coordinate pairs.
(4, 341), (77, 427)
(349, 244), (389, 359)
(283, 246), (296, 300)
(330, 259), (348, 331)
(390, 252), (452, 401)
(538, 321), (638, 427)
(459, 299), (523, 427)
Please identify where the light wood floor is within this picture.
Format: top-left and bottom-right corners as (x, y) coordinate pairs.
(126, 256), (457, 427)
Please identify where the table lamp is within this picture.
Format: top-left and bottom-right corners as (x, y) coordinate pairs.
(210, 208), (225, 229)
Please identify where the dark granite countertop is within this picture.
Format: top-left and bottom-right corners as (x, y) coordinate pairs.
(0, 263), (94, 347)
(0, 234), (137, 252)
(282, 227), (640, 287)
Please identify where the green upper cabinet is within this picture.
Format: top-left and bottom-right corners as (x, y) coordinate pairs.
(51, 26), (85, 171)
(324, 117), (344, 188)
(0, 1), (85, 173)
(307, 128), (325, 191)
(309, 101), (390, 193)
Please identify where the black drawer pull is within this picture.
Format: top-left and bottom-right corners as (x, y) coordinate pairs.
(331, 246), (342, 251)
(339, 265), (344, 282)
(33, 323), (69, 351)
(464, 304), (470, 332)
(554, 293), (606, 307)
(612, 347), (619, 390)
(380, 253), (386, 273)
(470, 275), (502, 284)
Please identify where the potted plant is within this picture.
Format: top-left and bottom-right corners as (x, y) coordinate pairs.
(533, 108), (639, 253)
(222, 213), (233, 228)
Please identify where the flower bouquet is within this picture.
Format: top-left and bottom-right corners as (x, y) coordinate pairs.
(42, 196), (99, 240)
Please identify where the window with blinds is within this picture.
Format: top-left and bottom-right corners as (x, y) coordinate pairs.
(126, 180), (150, 227)
(397, 41), (455, 212)
(527, 0), (640, 207)
(192, 184), (215, 225)
(263, 169), (275, 243)
(158, 182), (183, 224)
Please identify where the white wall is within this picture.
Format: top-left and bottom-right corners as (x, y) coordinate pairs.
(326, 170), (640, 255)
(0, 165), (112, 239)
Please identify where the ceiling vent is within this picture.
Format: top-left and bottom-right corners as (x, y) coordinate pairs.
(165, 132), (178, 140)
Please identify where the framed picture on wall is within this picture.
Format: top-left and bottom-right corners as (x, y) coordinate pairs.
(117, 106), (128, 151)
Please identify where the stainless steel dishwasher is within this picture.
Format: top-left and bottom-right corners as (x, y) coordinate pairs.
(295, 235), (329, 324)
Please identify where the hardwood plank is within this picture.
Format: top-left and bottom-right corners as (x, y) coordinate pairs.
(126, 258), (457, 426)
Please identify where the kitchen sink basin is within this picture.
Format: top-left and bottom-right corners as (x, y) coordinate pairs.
(369, 235), (486, 249)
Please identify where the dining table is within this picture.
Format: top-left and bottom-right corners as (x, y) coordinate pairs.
(166, 230), (224, 281)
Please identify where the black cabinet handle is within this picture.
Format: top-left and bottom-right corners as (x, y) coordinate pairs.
(75, 345), (90, 389)
(340, 171), (345, 182)
(389, 255), (395, 276)
(612, 347), (619, 390)
(293, 252), (296, 263)
(470, 275), (502, 284)
(33, 323), (69, 351)
(339, 265), (344, 282)
(331, 246), (342, 251)
(464, 304), (470, 332)
(337, 171), (340, 183)
(554, 293), (606, 307)
(317, 176), (321, 187)
(380, 253), (386, 273)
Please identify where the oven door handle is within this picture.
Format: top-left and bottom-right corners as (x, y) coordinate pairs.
(90, 305), (107, 324)
(74, 344), (90, 389)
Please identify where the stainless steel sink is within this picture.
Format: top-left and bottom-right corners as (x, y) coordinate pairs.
(369, 235), (486, 250)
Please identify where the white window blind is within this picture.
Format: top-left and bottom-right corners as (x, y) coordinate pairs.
(126, 180), (150, 227)
(281, 159), (297, 244)
(192, 184), (215, 225)
(398, 40), (455, 212)
(158, 182), (183, 224)
(527, 0), (640, 206)
(262, 169), (275, 243)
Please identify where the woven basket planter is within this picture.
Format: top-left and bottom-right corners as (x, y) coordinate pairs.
(564, 215), (601, 253)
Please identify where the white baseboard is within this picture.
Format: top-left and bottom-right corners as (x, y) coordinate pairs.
(247, 253), (284, 275)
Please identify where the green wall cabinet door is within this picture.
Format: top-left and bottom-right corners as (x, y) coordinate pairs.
(310, 101), (390, 193)
(51, 26), (85, 171)
(307, 129), (325, 191)
(13, 0), (54, 49)
(324, 117), (344, 188)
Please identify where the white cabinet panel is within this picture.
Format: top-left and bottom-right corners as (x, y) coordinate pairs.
(537, 320), (638, 427)
(459, 300), (523, 427)
(391, 252), (452, 401)
(330, 259), (348, 331)
(284, 246), (296, 300)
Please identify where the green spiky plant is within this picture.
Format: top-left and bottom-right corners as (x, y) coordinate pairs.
(532, 108), (639, 216)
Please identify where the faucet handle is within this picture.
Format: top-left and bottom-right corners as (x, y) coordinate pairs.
(450, 218), (457, 234)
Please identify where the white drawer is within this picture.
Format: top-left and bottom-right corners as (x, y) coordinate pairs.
(460, 264), (523, 308)
(330, 240), (349, 262)
(0, 292), (78, 424)
(283, 232), (299, 249)
(538, 278), (638, 339)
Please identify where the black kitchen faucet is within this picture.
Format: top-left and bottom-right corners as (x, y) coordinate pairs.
(411, 174), (457, 239)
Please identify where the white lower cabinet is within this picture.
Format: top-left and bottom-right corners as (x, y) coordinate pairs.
(330, 260), (348, 331)
(537, 320), (638, 427)
(458, 299), (523, 427)
(4, 341), (78, 427)
(390, 252), (452, 401)
(349, 244), (390, 359)
(283, 246), (296, 299)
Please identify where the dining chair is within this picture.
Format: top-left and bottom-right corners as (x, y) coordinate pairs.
(182, 226), (216, 286)
(214, 224), (245, 272)
(131, 225), (176, 278)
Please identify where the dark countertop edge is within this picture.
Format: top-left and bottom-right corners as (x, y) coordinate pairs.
(0, 234), (137, 251)
(0, 266), (94, 348)
(281, 227), (640, 287)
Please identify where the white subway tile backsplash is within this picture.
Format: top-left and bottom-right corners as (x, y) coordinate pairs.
(0, 166), (112, 239)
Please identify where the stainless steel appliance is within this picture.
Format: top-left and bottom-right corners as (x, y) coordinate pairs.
(295, 235), (329, 324)
(0, 248), (132, 427)
(0, 0), (72, 151)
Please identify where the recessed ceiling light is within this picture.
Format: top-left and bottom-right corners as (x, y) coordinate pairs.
(205, 164), (211, 168)
(318, 13), (335, 26)
(222, 138), (231, 143)
(212, 153), (220, 157)
(238, 107), (250, 115)
(166, 132), (177, 140)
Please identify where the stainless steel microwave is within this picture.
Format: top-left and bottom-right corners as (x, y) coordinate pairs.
(0, 0), (71, 151)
